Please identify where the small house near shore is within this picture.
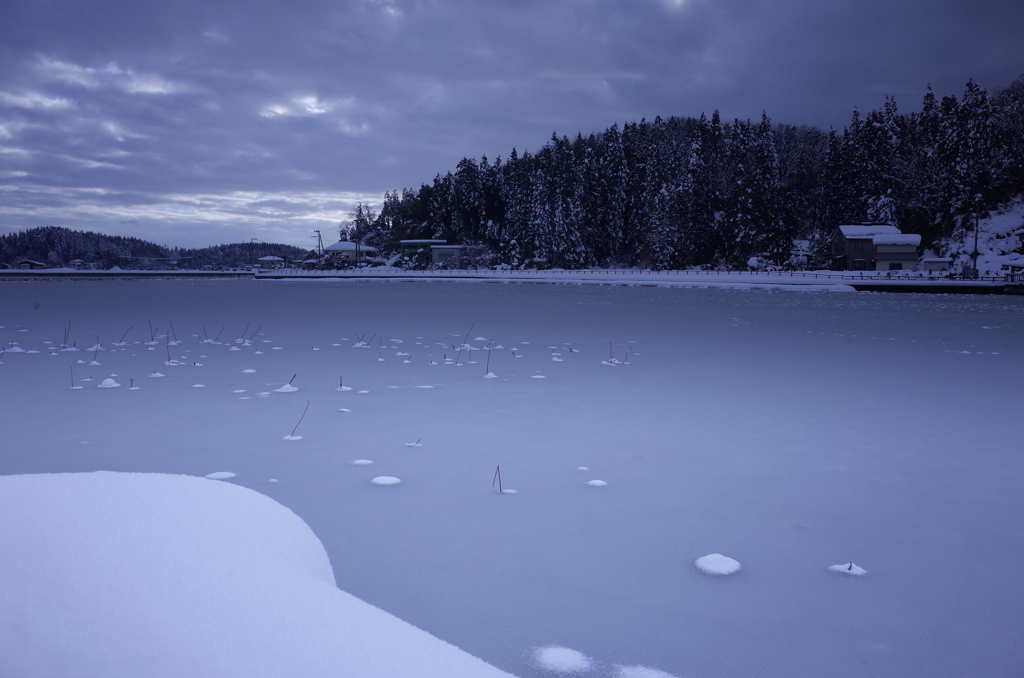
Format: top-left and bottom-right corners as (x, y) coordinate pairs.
(396, 240), (483, 267)
(16, 260), (47, 270)
(831, 225), (921, 271)
(430, 244), (469, 267)
(920, 250), (953, 273)
(324, 240), (377, 265)
(397, 240), (447, 257)
(256, 255), (284, 270)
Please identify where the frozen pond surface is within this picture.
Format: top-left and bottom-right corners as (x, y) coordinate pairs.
(2, 279), (1023, 678)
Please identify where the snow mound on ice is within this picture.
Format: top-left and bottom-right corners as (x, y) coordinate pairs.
(150, 372), (164, 377)
(97, 378), (120, 388)
(371, 476), (401, 486)
(205, 472), (236, 480)
(242, 369), (257, 373)
(586, 480), (608, 487)
(614, 665), (679, 678)
(0, 472), (514, 678)
(534, 645), (593, 673)
(351, 459), (374, 465)
(695, 553), (741, 575)
(828, 562), (868, 576)
(273, 383), (298, 393)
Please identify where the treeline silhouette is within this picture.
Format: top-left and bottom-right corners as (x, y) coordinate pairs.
(353, 76), (1024, 269)
(0, 227), (305, 269)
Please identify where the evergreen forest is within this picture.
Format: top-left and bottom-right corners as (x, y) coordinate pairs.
(352, 77), (1024, 270)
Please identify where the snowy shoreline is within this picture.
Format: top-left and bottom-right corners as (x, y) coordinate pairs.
(2, 266), (1016, 294)
(255, 269), (1018, 295)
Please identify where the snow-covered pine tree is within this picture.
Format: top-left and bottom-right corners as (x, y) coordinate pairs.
(546, 134), (589, 268)
(595, 124), (628, 265)
(992, 76), (1024, 199)
(453, 157), (485, 243)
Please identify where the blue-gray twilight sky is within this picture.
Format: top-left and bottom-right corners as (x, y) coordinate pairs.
(1, 0), (1022, 248)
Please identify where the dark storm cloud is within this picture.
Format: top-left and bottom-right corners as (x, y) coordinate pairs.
(1, 0), (1022, 247)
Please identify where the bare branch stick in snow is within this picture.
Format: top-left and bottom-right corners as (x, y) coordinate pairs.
(288, 400), (310, 438)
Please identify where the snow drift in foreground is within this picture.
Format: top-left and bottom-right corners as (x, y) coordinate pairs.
(0, 471), (516, 678)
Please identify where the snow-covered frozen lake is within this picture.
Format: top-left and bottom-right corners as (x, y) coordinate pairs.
(2, 279), (1023, 677)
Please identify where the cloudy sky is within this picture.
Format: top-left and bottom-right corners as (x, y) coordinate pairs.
(1, 0), (1021, 248)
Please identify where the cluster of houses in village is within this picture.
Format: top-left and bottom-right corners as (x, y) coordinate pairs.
(258, 225), (999, 274)
(273, 239), (475, 270)
(6, 227), (1020, 274)
(291, 228), (953, 272)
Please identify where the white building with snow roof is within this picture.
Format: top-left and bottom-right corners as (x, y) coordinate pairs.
(324, 240), (377, 266)
(831, 225), (921, 271)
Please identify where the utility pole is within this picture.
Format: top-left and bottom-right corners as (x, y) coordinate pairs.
(312, 230), (324, 270)
(971, 194), (982, 278)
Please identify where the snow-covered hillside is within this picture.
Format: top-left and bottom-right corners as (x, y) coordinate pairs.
(941, 196), (1024, 274)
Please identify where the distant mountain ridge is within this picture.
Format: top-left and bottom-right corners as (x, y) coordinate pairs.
(0, 226), (306, 269)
